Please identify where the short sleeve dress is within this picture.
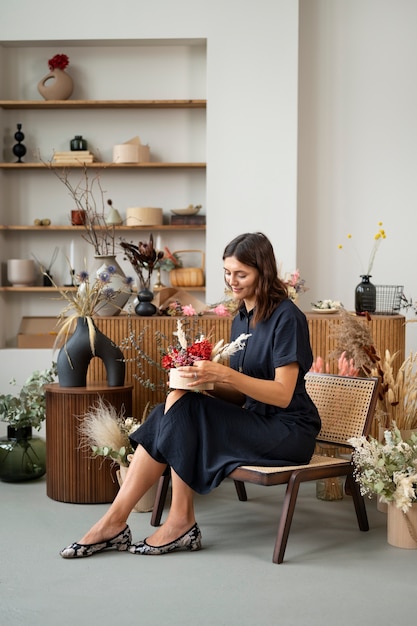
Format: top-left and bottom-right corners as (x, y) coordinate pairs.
(130, 299), (321, 495)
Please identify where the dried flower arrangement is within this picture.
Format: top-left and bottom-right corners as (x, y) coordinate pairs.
(338, 221), (386, 276)
(161, 319), (250, 371)
(371, 350), (417, 430)
(50, 166), (118, 256)
(330, 308), (380, 374)
(48, 54), (69, 71)
(50, 268), (133, 349)
(349, 426), (417, 514)
(120, 235), (164, 290)
(80, 398), (142, 467)
(280, 269), (308, 301)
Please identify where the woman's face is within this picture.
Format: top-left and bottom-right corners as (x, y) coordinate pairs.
(224, 255), (259, 308)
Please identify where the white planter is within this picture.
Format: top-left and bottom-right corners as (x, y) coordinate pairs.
(7, 259), (36, 286)
(116, 465), (158, 513)
(169, 367), (214, 391)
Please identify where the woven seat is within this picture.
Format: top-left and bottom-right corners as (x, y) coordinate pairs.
(150, 373), (379, 563)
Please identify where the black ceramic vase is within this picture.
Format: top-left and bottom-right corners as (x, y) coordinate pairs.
(355, 275), (376, 315)
(135, 288), (157, 317)
(0, 426), (46, 482)
(56, 317), (125, 387)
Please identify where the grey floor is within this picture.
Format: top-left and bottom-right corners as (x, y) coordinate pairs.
(1, 476), (415, 626)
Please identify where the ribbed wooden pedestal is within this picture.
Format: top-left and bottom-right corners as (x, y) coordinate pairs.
(45, 383), (133, 503)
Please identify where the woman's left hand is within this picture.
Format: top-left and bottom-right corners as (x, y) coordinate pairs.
(176, 360), (227, 388)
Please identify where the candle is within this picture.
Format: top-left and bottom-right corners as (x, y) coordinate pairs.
(156, 235), (162, 251)
(69, 240), (75, 269)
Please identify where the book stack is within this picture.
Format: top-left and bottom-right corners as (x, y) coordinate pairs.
(52, 150), (95, 165)
(170, 214), (206, 225)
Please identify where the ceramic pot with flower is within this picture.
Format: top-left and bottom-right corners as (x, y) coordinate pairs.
(38, 53), (73, 101)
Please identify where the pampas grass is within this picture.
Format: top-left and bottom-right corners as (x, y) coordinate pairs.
(80, 397), (140, 466)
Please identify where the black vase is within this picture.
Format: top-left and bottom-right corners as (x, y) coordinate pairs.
(135, 288), (157, 317)
(57, 317), (125, 387)
(0, 426), (46, 482)
(355, 275), (376, 315)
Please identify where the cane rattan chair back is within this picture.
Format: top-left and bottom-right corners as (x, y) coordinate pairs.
(150, 373), (379, 564)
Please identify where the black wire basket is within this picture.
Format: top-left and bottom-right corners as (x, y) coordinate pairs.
(375, 285), (404, 315)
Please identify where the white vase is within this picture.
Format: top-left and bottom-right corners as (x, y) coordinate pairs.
(92, 255), (132, 316)
(169, 367), (214, 391)
(116, 465), (158, 512)
(387, 503), (417, 549)
(7, 259), (36, 286)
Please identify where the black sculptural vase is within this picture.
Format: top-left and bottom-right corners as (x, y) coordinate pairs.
(56, 317), (125, 387)
(135, 288), (157, 317)
(355, 275), (376, 315)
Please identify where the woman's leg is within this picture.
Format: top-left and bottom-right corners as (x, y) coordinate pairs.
(77, 444), (166, 544)
(137, 389), (197, 546)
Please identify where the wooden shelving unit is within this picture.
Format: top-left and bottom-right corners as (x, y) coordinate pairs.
(0, 225), (205, 232)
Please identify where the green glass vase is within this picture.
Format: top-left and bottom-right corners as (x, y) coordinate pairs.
(0, 426), (46, 482)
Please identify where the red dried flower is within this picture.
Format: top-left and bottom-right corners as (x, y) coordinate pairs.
(188, 339), (213, 361)
(48, 54), (69, 71)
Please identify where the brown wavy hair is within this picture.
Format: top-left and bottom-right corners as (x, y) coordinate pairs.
(223, 232), (288, 325)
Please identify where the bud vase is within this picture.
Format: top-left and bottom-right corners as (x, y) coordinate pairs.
(355, 275), (376, 315)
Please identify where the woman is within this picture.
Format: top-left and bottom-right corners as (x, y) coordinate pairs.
(60, 232), (320, 558)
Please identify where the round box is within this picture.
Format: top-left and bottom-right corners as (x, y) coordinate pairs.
(126, 207), (163, 226)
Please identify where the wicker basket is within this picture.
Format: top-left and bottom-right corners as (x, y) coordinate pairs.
(170, 250), (205, 287)
(375, 285), (404, 315)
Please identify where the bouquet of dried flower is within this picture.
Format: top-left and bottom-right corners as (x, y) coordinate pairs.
(349, 425), (417, 513)
(371, 350), (417, 430)
(80, 397), (142, 467)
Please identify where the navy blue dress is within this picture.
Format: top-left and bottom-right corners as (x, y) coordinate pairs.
(130, 299), (321, 495)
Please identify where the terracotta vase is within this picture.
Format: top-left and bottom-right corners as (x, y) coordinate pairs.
(387, 503), (417, 549)
(37, 68), (73, 101)
(116, 465), (158, 512)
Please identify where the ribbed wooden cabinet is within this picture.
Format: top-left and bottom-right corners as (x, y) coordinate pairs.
(89, 313), (405, 423)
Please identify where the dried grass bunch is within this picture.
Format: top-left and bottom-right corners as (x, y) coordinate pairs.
(371, 350), (417, 430)
(80, 398), (141, 467)
(330, 308), (380, 374)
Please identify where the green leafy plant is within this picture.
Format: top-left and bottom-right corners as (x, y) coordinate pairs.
(0, 364), (57, 430)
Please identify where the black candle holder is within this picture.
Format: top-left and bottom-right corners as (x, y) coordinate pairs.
(12, 123), (27, 163)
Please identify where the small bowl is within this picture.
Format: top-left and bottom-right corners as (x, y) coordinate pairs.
(171, 205), (201, 216)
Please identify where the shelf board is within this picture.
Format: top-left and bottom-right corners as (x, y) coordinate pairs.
(0, 224), (205, 231)
(0, 285), (205, 293)
(0, 162), (206, 169)
(0, 286), (77, 292)
(0, 99), (206, 109)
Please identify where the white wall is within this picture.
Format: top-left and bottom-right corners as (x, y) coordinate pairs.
(298, 0), (417, 354)
(0, 0), (299, 431)
(0, 0), (299, 304)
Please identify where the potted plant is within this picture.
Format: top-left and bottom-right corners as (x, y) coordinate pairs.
(349, 426), (417, 549)
(0, 363), (57, 482)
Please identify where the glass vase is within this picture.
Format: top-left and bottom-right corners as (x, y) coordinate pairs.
(355, 275), (376, 315)
(0, 426), (46, 482)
